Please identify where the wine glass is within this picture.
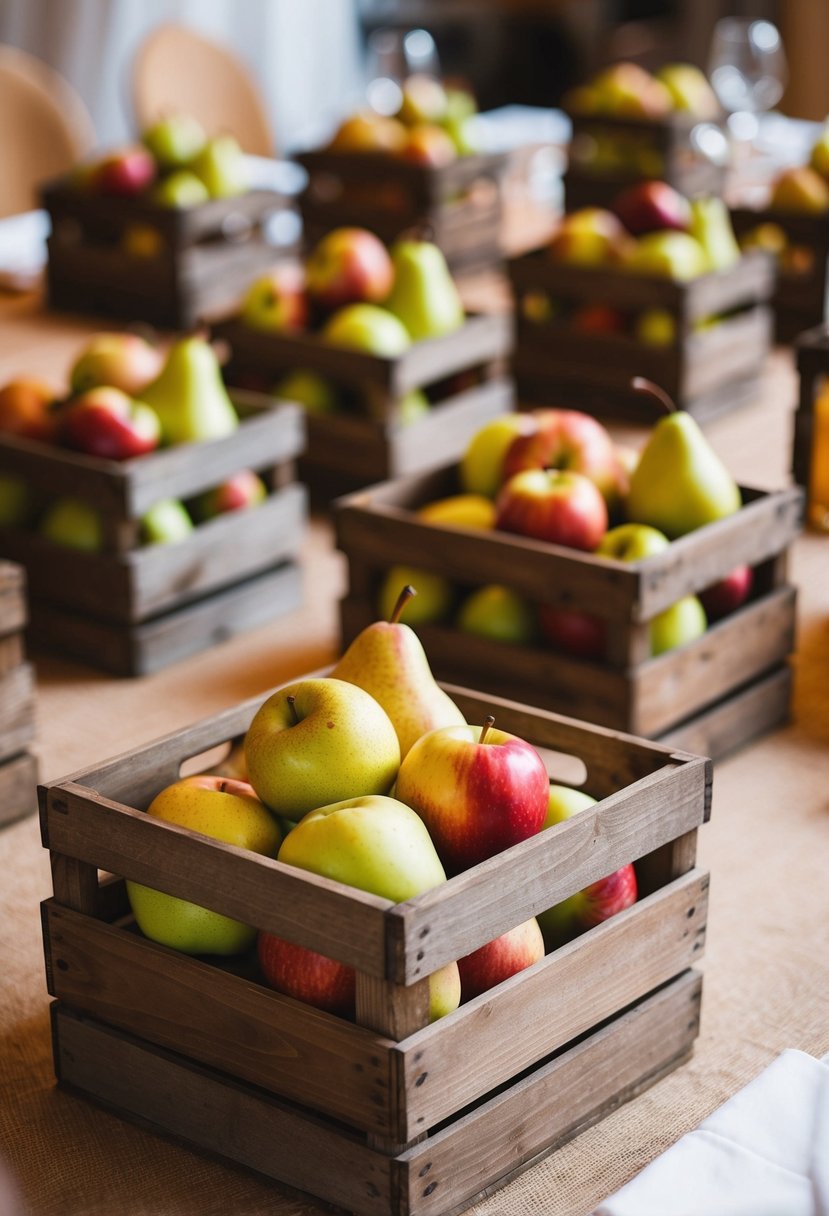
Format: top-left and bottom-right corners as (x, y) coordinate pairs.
(708, 18), (788, 144)
(365, 27), (441, 115)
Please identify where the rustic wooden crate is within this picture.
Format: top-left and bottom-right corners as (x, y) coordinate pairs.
(509, 247), (774, 423)
(0, 561), (38, 827)
(42, 180), (297, 329)
(793, 324), (829, 531)
(215, 311), (514, 500)
(731, 207), (829, 344)
(335, 464), (804, 759)
(0, 394), (308, 676)
(564, 110), (727, 212)
(40, 678), (710, 1216)
(296, 149), (508, 275)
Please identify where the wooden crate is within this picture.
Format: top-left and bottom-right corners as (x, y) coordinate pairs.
(335, 464), (804, 760)
(0, 562), (38, 827)
(0, 394), (307, 676)
(214, 311), (514, 501)
(564, 110), (727, 212)
(40, 677), (710, 1216)
(508, 247), (774, 423)
(42, 180), (296, 329)
(731, 207), (829, 344)
(793, 324), (829, 529)
(296, 149), (508, 275)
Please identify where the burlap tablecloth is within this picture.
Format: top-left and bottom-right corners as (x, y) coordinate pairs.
(1, 296), (827, 1216)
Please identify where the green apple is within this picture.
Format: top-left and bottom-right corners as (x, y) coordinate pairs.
(126, 775), (281, 955)
(460, 414), (537, 498)
(398, 389), (430, 425)
(39, 498), (102, 551)
(626, 231), (709, 280)
(143, 114), (207, 167)
(378, 564), (454, 625)
(0, 474), (35, 528)
(140, 498), (194, 545)
(651, 595), (707, 656)
(322, 304), (411, 357)
(273, 370), (339, 415)
(244, 677), (400, 820)
(596, 523), (670, 561)
(191, 134), (248, 198)
(152, 169), (210, 208)
(456, 585), (537, 644)
(544, 783), (597, 828)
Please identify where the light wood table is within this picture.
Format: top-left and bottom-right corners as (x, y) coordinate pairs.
(1, 289), (828, 1216)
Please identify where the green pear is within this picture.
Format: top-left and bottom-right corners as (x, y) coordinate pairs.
(331, 585), (465, 758)
(152, 170), (210, 209)
(141, 337), (239, 446)
(688, 197), (741, 272)
(143, 114), (207, 168)
(384, 240), (465, 342)
(626, 399), (741, 537)
(655, 64), (720, 119)
(190, 134), (247, 198)
(322, 305), (411, 357)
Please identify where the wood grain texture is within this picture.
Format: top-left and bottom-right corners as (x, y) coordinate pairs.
(0, 662), (36, 761)
(0, 749), (38, 827)
(658, 663), (793, 759)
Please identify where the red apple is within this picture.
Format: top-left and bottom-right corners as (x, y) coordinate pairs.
(69, 332), (164, 396)
(612, 180), (691, 236)
(495, 468), (608, 550)
(395, 719), (549, 873)
(0, 377), (60, 442)
(60, 386), (161, 460)
(538, 605), (606, 660)
(457, 918), (545, 1001)
(191, 469), (267, 521)
(257, 931), (356, 1017)
(306, 227), (394, 312)
(399, 123), (457, 168)
(92, 146), (156, 196)
(571, 305), (626, 334)
(240, 265), (308, 333)
(698, 564), (753, 622)
(502, 408), (619, 504)
(537, 864), (638, 950)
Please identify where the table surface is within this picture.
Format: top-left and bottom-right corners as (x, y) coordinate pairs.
(1, 279), (828, 1216)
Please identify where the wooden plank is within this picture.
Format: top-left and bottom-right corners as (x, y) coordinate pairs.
(51, 1004), (394, 1216)
(0, 564), (27, 635)
(42, 901), (400, 1136)
(396, 870), (708, 1138)
(0, 662), (36, 761)
(399, 971), (702, 1216)
(658, 663), (792, 761)
(0, 750), (37, 828)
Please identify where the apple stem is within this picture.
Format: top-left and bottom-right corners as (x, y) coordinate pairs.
(631, 377), (679, 415)
(479, 715), (496, 745)
(286, 695), (300, 725)
(390, 585), (417, 624)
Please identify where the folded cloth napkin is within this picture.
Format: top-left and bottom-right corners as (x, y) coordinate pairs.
(593, 1048), (829, 1216)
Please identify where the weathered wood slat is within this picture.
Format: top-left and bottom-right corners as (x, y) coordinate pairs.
(657, 663), (792, 759)
(0, 662), (36, 761)
(0, 750), (38, 828)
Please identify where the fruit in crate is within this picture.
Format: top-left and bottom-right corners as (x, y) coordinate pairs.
(258, 933), (356, 1016)
(244, 677), (400, 819)
(142, 113), (207, 168)
(92, 145), (156, 196)
(769, 166), (829, 215)
(457, 918), (545, 1001)
(190, 469), (267, 521)
(327, 111), (408, 154)
(689, 196), (741, 271)
(809, 125), (829, 179)
(612, 180), (691, 236)
(501, 408), (620, 506)
(417, 493), (496, 530)
(571, 304), (626, 333)
(460, 413), (537, 498)
(306, 228), (394, 311)
(140, 498), (194, 545)
(69, 332), (164, 397)
(273, 369), (339, 415)
(456, 585), (537, 645)
(544, 783), (599, 827)
(596, 521), (670, 562)
(549, 208), (631, 265)
(141, 335), (239, 445)
(38, 498), (102, 551)
(626, 379), (741, 536)
(241, 265), (308, 333)
(384, 239), (465, 341)
(125, 776), (281, 955)
(0, 475), (35, 528)
(398, 388), (431, 423)
(151, 169), (210, 208)
(400, 123), (457, 167)
(650, 595), (707, 655)
(395, 716), (549, 873)
(566, 61), (717, 120)
(635, 308), (677, 345)
(322, 304), (411, 356)
(0, 377), (60, 442)
(60, 386), (161, 460)
(377, 566), (454, 626)
(398, 74), (448, 126)
(538, 605), (606, 660)
(495, 468), (608, 550)
(699, 564), (753, 621)
(538, 863), (638, 949)
(624, 230), (709, 280)
(190, 133), (248, 198)
(332, 584), (465, 758)
(655, 63), (720, 118)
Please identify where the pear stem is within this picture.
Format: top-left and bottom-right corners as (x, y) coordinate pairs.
(286, 695), (300, 725)
(479, 715), (496, 745)
(389, 585), (417, 624)
(631, 377), (679, 416)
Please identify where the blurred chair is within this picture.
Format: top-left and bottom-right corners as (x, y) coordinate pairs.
(132, 23), (275, 157)
(0, 45), (95, 218)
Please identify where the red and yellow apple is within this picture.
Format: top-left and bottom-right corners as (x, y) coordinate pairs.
(306, 227), (394, 312)
(501, 408), (619, 505)
(495, 468), (608, 551)
(190, 469), (267, 521)
(92, 145), (156, 195)
(698, 564), (753, 621)
(241, 265), (308, 333)
(0, 378), (60, 442)
(538, 864), (638, 950)
(457, 917), (545, 1001)
(69, 332), (164, 397)
(60, 386), (161, 460)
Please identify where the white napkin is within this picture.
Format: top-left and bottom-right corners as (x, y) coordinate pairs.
(593, 1049), (829, 1216)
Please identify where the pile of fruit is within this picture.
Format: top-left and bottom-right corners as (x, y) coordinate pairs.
(375, 391), (753, 660)
(238, 228), (465, 419)
(0, 332), (266, 550)
(325, 76), (479, 167)
(70, 114), (248, 208)
(522, 182), (744, 344)
(126, 606), (637, 1017)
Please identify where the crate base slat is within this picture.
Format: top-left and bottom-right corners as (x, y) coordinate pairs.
(0, 751), (38, 827)
(50, 971), (700, 1216)
(27, 561), (303, 677)
(656, 663), (792, 759)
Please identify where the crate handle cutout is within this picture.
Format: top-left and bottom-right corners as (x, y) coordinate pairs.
(178, 739), (239, 779)
(533, 745), (588, 789)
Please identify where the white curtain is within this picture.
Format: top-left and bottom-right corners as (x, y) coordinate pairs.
(0, 0), (365, 153)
